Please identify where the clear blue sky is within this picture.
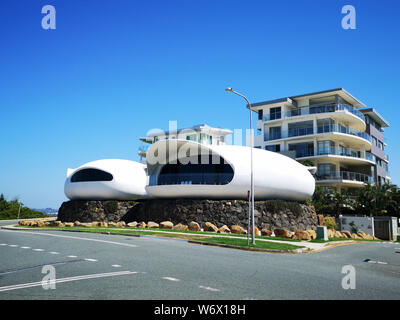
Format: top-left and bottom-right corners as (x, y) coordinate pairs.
(1, 0), (399, 209)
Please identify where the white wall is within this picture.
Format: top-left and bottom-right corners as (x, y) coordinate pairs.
(338, 215), (374, 236)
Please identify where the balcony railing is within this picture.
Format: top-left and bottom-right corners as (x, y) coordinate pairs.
(262, 103), (365, 122)
(265, 124), (371, 142)
(294, 148), (375, 162)
(316, 171), (374, 184)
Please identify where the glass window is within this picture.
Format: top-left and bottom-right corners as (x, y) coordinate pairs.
(317, 140), (335, 155)
(265, 144), (281, 152)
(258, 110), (263, 120)
(71, 169), (113, 183)
(288, 121), (313, 137)
(270, 107), (281, 120)
(317, 163), (336, 179)
(288, 142), (314, 157)
(269, 126), (281, 140)
(317, 118), (334, 134)
(155, 155), (234, 186)
(186, 134), (197, 141)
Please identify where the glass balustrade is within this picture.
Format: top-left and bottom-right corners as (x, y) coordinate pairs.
(316, 171), (374, 183)
(265, 124), (371, 142)
(292, 147), (375, 162)
(262, 103), (365, 122)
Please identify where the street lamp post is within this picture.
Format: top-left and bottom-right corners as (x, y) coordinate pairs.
(225, 87), (255, 245)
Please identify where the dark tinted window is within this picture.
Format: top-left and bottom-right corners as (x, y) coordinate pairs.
(156, 155), (234, 186)
(71, 169), (113, 183)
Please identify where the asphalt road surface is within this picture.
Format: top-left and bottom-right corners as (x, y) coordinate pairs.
(0, 219), (399, 300)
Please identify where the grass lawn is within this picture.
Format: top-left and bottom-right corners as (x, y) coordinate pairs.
(192, 237), (305, 251)
(13, 225), (302, 242)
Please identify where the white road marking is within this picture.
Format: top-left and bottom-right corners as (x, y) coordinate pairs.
(8, 245), (18, 247)
(367, 260), (388, 264)
(112, 265), (121, 268)
(0, 229), (138, 248)
(84, 258), (98, 262)
(67, 255), (78, 258)
(0, 271), (138, 292)
(49, 252), (59, 255)
(199, 285), (220, 292)
(20, 246), (31, 249)
(0, 244), (7, 246)
(33, 249), (44, 252)
(162, 277), (180, 282)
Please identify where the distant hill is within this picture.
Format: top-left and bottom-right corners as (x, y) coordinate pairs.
(33, 208), (58, 215)
(0, 193), (47, 220)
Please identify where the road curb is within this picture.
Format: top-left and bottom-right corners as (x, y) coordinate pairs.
(188, 240), (307, 254)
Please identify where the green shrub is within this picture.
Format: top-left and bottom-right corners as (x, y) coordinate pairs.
(323, 216), (337, 230)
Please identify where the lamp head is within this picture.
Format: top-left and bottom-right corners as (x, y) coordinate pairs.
(225, 87), (233, 92)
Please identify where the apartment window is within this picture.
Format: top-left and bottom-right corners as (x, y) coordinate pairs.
(258, 110), (263, 120)
(378, 140), (384, 150)
(317, 118), (334, 134)
(317, 163), (336, 179)
(317, 140), (335, 155)
(265, 144), (280, 152)
(268, 126), (281, 140)
(186, 134), (197, 141)
(270, 107), (281, 120)
(288, 121), (313, 137)
(71, 169), (113, 183)
(372, 136), (378, 147)
(288, 142), (314, 158)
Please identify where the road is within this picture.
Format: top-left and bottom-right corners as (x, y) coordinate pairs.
(0, 219), (399, 300)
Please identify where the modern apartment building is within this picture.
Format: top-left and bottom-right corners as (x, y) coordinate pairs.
(250, 88), (390, 192)
(138, 124), (232, 161)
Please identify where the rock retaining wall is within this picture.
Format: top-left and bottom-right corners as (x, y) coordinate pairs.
(58, 199), (318, 232)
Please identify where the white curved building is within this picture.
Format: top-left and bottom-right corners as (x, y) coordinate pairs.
(64, 159), (148, 200)
(145, 140), (315, 201)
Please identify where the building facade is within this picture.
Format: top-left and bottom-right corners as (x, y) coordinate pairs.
(250, 88), (390, 192)
(138, 124), (232, 161)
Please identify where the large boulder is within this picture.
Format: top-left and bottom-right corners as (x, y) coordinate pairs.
(231, 225), (246, 234)
(274, 229), (291, 238)
(204, 222), (218, 232)
(108, 222), (117, 227)
(218, 225), (230, 233)
(249, 226), (261, 236)
(137, 221), (147, 228)
(172, 223), (188, 231)
(100, 221), (108, 227)
(341, 230), (352, 238)
(293, 230), (311, 241)
(127, 221), (138, 228)
(188, 221), (201, 231)
(74, 221), (81, 227)
(357, 232), (370, 240)
(306, 230), (316, 240)
(64, 222), (74, 227)
(116, 221), (126, 227)
(327, 229), (336, 238)
(261, 229), (272, 237)
(147, 221), (160, 229)
(160, 221), (173, 229)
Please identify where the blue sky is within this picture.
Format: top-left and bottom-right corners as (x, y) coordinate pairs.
(1, 0), (399, 209)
